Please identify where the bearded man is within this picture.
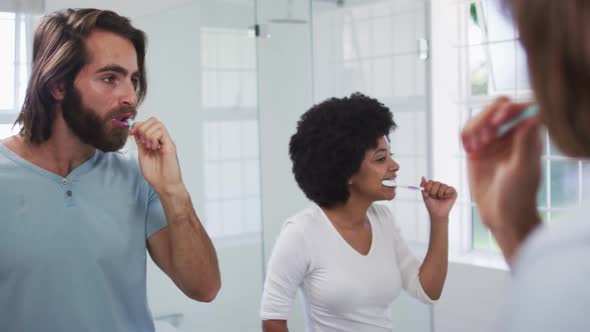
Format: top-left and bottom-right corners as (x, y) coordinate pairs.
(0, 8), (220, 332)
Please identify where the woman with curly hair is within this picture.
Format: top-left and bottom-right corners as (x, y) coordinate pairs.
(260, 93), (457, 332)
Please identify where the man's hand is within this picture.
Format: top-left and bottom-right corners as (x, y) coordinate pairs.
(132, 117), (221, 302)
(130, 117), (184, 195)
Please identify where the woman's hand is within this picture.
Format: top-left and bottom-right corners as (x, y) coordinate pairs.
(421, 177), (457, 222)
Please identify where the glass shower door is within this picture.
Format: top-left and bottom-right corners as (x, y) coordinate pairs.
(311, 0), (433, 331)
(137, 1), (264, 331)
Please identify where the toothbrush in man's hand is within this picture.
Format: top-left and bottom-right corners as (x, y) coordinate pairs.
(128, 118), (162, 150)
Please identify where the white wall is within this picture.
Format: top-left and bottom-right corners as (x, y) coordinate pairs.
(433, 263), (509, 332)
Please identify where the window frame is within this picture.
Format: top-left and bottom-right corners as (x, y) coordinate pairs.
(0, 11), (37, 137)
(455, 0), (589, 255)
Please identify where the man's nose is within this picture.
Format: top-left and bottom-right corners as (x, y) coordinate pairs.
(120, 80), (138, 107)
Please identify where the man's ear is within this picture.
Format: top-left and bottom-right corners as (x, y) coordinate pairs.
(49, 81), (66, 101)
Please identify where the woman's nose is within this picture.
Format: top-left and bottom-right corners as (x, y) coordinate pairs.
(390, 159), (399, 172)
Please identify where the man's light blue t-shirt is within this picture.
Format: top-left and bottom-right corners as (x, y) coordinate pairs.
(0, 144), (168, 332)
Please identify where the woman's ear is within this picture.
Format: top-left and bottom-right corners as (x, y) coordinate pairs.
(347, 174), (356, 185)
(49, 81), (66, 101)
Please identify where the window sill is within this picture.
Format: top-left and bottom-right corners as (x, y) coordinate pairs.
(407, 241), (509, 271)
(449, 250), (509, 271)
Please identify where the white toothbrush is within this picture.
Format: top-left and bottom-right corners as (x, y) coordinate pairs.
(382, 180), (424, 191)
(496, 105), (539, 137)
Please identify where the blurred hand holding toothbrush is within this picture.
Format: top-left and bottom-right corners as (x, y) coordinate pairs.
(461, 97), (543, 263)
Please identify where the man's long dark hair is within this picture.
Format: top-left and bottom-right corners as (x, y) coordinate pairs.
(16, 8), (147, 144)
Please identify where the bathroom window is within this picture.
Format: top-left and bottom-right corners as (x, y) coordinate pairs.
(0, 12), (29, 138)
(459, 0), (590, 253)
(0, 11), (35, 138)
(201, 27), (257, 110)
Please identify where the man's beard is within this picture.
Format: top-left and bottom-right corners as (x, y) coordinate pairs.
(61, 85), (136, 152)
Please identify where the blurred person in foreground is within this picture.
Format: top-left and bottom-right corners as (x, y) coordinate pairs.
(461, 0), (590, 330)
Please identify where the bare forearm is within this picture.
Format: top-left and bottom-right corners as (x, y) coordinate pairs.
(262, 320), (288, 332)
(484, 210), (541, 266)
(159, 186), (221, 301)
(419, 219), (448, 300)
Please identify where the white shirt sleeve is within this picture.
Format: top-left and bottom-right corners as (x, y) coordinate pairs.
(497, 221), (590, 332)
(498, 253), (580, 332)
(260, 219), (311, 320)
(377, 204), (436, 304)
